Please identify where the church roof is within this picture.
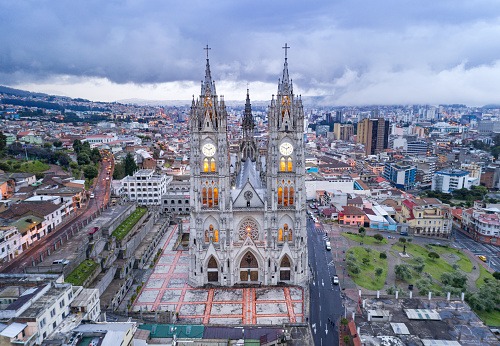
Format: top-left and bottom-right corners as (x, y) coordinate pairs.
(236, 160), (262, 190)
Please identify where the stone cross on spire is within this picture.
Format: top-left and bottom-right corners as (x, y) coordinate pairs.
(204, 44), (211, 59)
(282, 43), (290, 60)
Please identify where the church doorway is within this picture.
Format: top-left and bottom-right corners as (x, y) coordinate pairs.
(279, 255), (291, 281)
(207, 256), (219, 283)
(239, 252), (259, 282)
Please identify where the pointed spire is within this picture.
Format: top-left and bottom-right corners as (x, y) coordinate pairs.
(201, 45), (216, 97)
(281, 43), (290, 86)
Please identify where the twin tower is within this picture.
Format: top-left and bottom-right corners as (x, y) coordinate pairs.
(188, 45), (308, 287)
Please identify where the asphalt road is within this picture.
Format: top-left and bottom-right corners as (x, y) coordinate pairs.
(452, 230), (500, 272)
(0, 156), (113, 273)
(308, 218), (342, 346)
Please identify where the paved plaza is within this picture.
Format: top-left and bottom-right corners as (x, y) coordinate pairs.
(133, 225), (305, 325)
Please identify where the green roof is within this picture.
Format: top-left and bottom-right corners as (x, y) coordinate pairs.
(10, 215), (43, 233)
(139, 324), (204, 339)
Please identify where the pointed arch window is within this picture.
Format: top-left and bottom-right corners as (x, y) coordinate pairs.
(278, 228), (283, 242)
(205, 224), (219, 243)
(280, 255), (291, 281)
(279, 156), (293, 172)
(203, 158), (209, 172)
(277, 181), (295, 207)
(201, 181), (219, 208)
(207, 256), (219, 282)
(203, 158), (216, 173)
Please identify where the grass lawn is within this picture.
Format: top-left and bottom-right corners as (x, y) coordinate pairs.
(475, 309), (500, 327)
(427, 245), (473, 273)
(65, 260), (98, 286)
(476, 266), (495, 288)
(112, 207), (147, 241)
(343, 233), (388, 245)
(346, 246), (388, 290)
(392, 242), (457, 284)
(2, 159), (50, 174)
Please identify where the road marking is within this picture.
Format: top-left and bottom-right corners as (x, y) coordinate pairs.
(328, 260), (335, 267)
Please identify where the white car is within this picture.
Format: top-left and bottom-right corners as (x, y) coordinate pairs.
(332, 275), (339, 285)
(90, 193), (95, 198)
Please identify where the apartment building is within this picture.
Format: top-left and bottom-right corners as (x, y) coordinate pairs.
(461, 207), (500, 245)
(121, 169), (171, 205)
(0, 227), (22, 262)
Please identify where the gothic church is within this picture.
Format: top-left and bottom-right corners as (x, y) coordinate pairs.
(189, 46), (308, 287)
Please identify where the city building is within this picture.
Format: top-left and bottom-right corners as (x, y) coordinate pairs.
(431, 169), (475, 193)
(121, 169), (171, 205)
(397, 197), (452, 238)
(356, 118), (390, 155)
(0, 227), (22, 263)
(383, 162), (417, 190)
(461, 207), (500, 245)
(333, 123), (354, 141)
(188, 50), (308, 287)
(161, 176), (190, 215)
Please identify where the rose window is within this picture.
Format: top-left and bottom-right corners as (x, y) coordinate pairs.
(238, 219), (259, 240)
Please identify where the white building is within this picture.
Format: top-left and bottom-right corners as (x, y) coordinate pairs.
(121, 169), (171, 205)
(432, 169), (475, 193)
(0, 227), (22, 262)
(70, 287), (101, 322)
(305, 174), (355, 200)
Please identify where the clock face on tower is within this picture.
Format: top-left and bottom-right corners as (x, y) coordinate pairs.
(279, 142), (294, 156)
(202, 143), (216, 157)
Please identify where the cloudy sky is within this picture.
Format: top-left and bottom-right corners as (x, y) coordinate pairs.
(1, 0), (500, 106)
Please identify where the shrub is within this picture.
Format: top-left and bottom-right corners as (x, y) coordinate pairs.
(428, 252), (440, 261)
(373, 234), (384, 242)
(379, 252), (387, 259)
(362, 258), (370, 265)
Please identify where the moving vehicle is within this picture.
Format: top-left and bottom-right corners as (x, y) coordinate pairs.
(332, 275), (339, 285)
(52, 259), (69, 265)
(90, 193), (95, 198)
(478, 255), (487, 262)
(325, 241), (331, 251)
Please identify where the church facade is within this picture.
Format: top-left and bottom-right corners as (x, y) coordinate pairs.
(188, 47), (308, 287)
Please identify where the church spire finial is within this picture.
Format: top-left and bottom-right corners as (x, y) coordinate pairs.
(282, 43), (289, 60)
(279, 43), (291, 95)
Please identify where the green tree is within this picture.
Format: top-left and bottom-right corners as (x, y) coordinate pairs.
(349, 263), (360, 275)
(89, 148), (102, 164)
(373, 233), (384, 242)
(379, 252), (387, 259)
(77, 153), (90, 165)
(428, 252), (440, 261)
(412, 257), (425, 273)
(73, 139), (83, 153)
(441, 272), (467, 289)
(53, 140), (63, 148)
(362, 258), (370, 265)
(465, 280), (500, 312)
(358, 227), (365, 234)
(56, 153), (71, 167)
(43, 142), (53, 149)
(395, 264), (412, 281)
(0, 132), (7, 151)
(113, 162), (126, 180)
(83, 165), (99, 180)
(399, 237), (407, 244)
(343, 335), (350, 345)
(375, 267), (383, 278)
(493, 272), (500, 280)
(69, 161), (78, 170)
(124, 152), (137, 176)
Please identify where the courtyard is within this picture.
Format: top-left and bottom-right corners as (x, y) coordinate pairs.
(133, 225), (305, 325)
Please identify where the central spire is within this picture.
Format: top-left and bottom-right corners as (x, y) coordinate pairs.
(201, 44), (216, 97)
(278, 43), (292, 95)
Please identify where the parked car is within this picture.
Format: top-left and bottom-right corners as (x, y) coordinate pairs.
(52, 259), (69, 265)
(325, 241), (331, 251)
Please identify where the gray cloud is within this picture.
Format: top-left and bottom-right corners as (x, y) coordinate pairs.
(1, 0), (500, 105)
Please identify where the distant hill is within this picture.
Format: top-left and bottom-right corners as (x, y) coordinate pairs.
(0, 85), (48, 98)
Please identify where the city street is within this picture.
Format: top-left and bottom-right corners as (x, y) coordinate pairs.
(453, 230), (500, 272)
(0, 156), (113, 273)
(308, 218), (342, 346)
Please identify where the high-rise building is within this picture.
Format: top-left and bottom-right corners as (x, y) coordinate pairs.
(383, 162), (417, 190)
(188, 48), (308, 287)
(333, 123), (354, 141)
(356, 118), (390, 155)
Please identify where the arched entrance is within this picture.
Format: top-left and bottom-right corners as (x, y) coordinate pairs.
(279, 255), (291, 281)
(239, 251), (259, 282)
(207, 256), (219, 283)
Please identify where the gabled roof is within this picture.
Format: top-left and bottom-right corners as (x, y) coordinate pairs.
(341, 206), (366, 216)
